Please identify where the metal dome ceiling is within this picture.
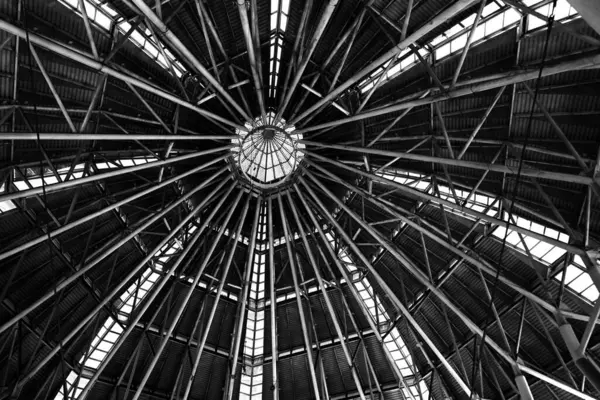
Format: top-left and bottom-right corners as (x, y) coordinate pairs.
(1, 0), (600, 399)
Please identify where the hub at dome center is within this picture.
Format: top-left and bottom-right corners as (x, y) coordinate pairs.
(231, 112), (304, 189)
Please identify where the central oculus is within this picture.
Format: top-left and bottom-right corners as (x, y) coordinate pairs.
(232, 112), (305, 189)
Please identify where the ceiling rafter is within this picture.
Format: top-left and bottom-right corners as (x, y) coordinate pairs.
(1, 1), (600, 399)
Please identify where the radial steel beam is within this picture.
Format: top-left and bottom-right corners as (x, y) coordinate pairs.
(289, 6), (367, 120)
(296, 176), (474, 397)
(285, 192), (367, 400)
(303, 153), (589, 254)
(196, 2), (220, 84)
(366, 94), (429, 147)
(14, 179), (235, 392)
(356, 46), (400, 114)
(267, 196), (280, 400)
(0, 133), (237, 140)
(450, 0), (487, 89)
(0, 145), (233, 203)
(306, 159), (599, 324)
(236, 0), (266, 121)
(81, 75), (107, 132)
(130, 190), (244, 400)
(223, 196), (261, 400)
(125, 81), (173, 133)
(341, 155), (589, 234)
(456, 86), (506, 159)
(28, 43), (77, 133)
(0, 18), (246, 131)
(276, 0), (339, 121)
(291, 0), (480, 124)
(181, 195), (251, 400)
(277, 194), (322, 399)
(564, 0), (600, 36)
(295, 51), (600, 133)
(0, 168), (230, 338)
(128, 0), (251, 122)
(12, 105), (221, 137)
(304, 166), (600, 397)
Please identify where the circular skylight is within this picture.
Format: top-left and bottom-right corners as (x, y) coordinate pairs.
(232, 112), (304, 188)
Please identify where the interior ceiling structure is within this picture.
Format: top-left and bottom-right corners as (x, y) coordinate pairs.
(1, 0), (600, 399)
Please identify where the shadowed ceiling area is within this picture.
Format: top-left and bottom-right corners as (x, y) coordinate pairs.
(1, 0), (600, 399)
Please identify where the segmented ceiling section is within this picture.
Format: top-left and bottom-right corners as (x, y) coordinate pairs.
(1, 0), (600, 400)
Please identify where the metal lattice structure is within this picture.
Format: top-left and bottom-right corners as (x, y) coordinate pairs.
(1, 0), (600, 399)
